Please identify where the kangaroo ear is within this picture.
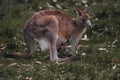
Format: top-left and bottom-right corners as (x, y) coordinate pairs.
(73, 7), (82, 17)
(84, 6), (90, 13)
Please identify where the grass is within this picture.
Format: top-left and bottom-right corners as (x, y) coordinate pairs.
(0, 1), (120, 80)
(0, 42), (120, 80)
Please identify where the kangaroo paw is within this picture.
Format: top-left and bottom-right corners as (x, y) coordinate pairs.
(70, 55), (77, 60)
(53, 57), (74, 62)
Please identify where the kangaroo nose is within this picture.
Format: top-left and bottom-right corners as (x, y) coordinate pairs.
(89, 25), (92, 28)
(86, 20), (92, 28)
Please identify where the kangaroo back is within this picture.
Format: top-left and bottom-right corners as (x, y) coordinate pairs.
(3, 7), (92, 62)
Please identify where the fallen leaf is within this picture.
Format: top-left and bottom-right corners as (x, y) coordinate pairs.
(13, 52), (22, 55)
(35, 61), (42, 64)
(8, 63), (18, 67)
(0, 45), (7, 50)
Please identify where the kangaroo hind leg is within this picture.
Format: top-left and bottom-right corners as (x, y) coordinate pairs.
(23, 31), (35, 58)
(48, 34), (72, 62)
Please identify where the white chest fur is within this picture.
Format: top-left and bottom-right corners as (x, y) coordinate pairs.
(79, 27), (87, 38)
(36, 39), (49, 51)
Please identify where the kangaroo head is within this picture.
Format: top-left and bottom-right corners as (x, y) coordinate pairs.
(74, 6), (92, 28)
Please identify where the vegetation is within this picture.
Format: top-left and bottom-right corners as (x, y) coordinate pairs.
(0, 0), (120, 80)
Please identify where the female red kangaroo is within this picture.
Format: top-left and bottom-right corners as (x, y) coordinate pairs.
(12, 7), (92, 62)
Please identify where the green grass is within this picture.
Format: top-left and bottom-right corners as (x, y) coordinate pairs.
(0, 0), (120, 80)
(0, 42), (120, 80)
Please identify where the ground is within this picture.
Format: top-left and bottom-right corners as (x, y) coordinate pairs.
(0, 41), (120, 80)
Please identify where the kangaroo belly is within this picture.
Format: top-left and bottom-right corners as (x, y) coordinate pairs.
(36, 39), (49, 51)
(57, 37), (67, 47)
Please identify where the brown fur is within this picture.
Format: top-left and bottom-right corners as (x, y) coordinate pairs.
(6, 8), (92, 62)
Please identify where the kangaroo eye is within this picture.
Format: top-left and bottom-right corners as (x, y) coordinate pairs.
(82, 19), (86, 22)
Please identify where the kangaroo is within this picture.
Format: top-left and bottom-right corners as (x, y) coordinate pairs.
(5, 7), (92, 62)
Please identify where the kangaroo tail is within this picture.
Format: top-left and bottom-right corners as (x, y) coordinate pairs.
(1, 52), (32, 59)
